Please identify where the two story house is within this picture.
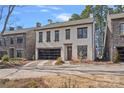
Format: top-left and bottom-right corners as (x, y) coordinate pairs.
(35, 18), (95, 61)
(0, 27), (35, 60)
(107, 13), (124, 61)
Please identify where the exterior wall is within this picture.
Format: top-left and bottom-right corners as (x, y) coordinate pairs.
(36, 23), (95, 61)
(109, 18), (124, 60)
(0, 33), (26, 58)
(25, 30), (36, 60)
(0, 30), (35, 60)
(104, 27), (112, 60)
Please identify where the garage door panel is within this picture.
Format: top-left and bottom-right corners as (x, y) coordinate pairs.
(38, 49), (61, 60)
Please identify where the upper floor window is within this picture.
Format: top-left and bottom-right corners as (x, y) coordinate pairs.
(0, 40), (2, 46)
(3, 38), (6, 46)
(17, 37), (23, 44)
(39, 32), (43, 42)
(55, 30), (59, 42)
(46, 31), (51, 42)
(77, 27), (87, 39)
(120, 23), (124, 35)
(10, 37), (14, 44)
(65, 29), (70, 40)
(77, 45), (87, 58)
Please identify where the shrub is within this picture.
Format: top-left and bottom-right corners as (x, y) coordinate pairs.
(70, 59), (80, 64)
(55, 57), (64, 65)
(79, 51), (86, 63)
(0, 79), (9, 84)
(28, 80), (39, 88)
(112, 50), (120, 63)
(62, 78), (78, 88)
(2, 55), (9, 62)
(32, 55), (35, 60)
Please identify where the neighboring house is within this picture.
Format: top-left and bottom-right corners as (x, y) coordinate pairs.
(0, 27), (36, 60)
(35, 18), (95, 61)
(106, 13), (124, 61)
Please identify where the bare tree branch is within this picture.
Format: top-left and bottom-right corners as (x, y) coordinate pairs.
(0, 7), (4, 21)
(1, 5), (16, 35)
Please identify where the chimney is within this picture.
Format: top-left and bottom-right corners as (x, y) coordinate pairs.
(48, 19), (52, 24)
(89, 14), (93, 18)
(36, 22), (42, 27)
(9, 27), (14, 31)
(16, 26), (23, 30)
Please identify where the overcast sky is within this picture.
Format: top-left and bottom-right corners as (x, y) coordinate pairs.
(0, 5), (84, 30)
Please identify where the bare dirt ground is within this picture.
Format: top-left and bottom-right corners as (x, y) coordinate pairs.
(0, 61), (124, 88)
(0, 74), (124, 88)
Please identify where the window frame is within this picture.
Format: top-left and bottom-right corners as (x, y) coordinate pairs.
(46, 31), (51, 42)
(120, 23), (124, 36)
(17, 37), (23, 44)
(39, 32), (43, 42)
(16, 50), (23, 58)
(0, 39), (2, 46)
(55, 30), (59, 42)
(65, 29), (70, 40)
(77, 45), (87, 58)
(77, 27), (87, 39)
(10, 37), (14, 44)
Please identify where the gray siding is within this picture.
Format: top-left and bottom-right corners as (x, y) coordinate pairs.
(109, 18), (124, 60)
(0, 30), (35, 60)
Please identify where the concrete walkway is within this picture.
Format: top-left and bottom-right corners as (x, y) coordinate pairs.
(0, 62), (124, 80)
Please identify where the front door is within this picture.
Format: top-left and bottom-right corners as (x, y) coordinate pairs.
(67, 46), (72, 60)
(9, 48), (14, 58)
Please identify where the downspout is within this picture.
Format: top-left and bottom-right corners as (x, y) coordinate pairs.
(92, 20), (96, 61)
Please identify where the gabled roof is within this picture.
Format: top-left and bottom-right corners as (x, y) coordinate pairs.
(35, 18), (94, 30)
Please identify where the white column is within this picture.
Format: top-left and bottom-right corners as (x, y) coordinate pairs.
(61, 46), (65, 61)
(35, 48), (38, 60)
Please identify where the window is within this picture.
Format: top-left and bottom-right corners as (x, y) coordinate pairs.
(77, 27), (87, 38)
(3, 38), (6, 46)
(120, 23), (124, 35)
(10, 37), (14, 44)
(17, 37), (23, 44)
(77, 45), (87, 58)
(65, 29), (70, 39)
(46, 31), (51, 42)
(16, 50), (23, 58)
(55, 30), (59, 41)
(39, 32), (43, 42)
(0, 40), (2, 46)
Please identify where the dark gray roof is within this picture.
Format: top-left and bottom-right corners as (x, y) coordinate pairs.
(35, 18), (94, 30)
(1, 27), (35, 35)
(1, 18), (94, 35)
(109, 13), (124, 19)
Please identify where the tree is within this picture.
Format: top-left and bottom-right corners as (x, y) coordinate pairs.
(0, 5), (16, 35)
(114, 5), (124, 13)
(69, 13), (81, 21)
(0, 6), (4, 21)
(92, 5), (109, 59)
(80, 5), (93, 19)
(69, 5), (93, 21)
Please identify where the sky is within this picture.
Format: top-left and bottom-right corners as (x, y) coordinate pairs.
(0, 5), (84, 30)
